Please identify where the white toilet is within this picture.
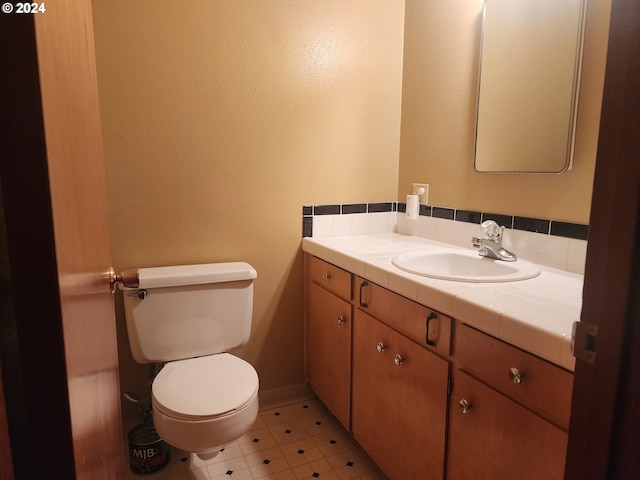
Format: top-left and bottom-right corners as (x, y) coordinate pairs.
(121, 262), (259, 460)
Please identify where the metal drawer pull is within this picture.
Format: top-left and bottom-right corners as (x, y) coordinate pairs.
(322, 272), (330, 281)
(337, 315), (345, 325)
(394, 354), (404, 366)
(359, 281), (369, 308)
(425, 312), (437, 347)
(508, 367), (524, 384)
(459, 399), (473, 414)
(376, 342), (386, 353)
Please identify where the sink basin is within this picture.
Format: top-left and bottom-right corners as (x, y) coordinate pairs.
(392, 248), (540, 282)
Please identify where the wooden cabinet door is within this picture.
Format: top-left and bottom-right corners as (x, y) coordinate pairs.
(352, 309), (449, 480)
(447, 370), (568, 480)
(306, 282), (352, 428)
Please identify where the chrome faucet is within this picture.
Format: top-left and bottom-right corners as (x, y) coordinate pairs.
(471, 220), (517, 262)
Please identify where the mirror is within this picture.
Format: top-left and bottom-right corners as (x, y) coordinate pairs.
(474, 0), (586, 173)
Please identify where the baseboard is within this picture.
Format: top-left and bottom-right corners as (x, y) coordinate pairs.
(258, 383), (316, 411)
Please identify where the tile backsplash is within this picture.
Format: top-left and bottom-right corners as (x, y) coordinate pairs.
(303, 202), (588, 275)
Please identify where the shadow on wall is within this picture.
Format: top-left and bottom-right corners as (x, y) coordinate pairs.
(234, 248), (306, 394)
(113, 292), (153, 422)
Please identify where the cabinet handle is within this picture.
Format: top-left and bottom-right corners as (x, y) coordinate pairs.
(376, 342), (386, 353)
(394, 354), (404, 366)
(425, 312), (437, 347)
(337, 315), (345, 325)
(459, 399), (473, 414)
(508, 367), (524, 384)
(322, 272), (330, 281)
(359, 281), (369, 308)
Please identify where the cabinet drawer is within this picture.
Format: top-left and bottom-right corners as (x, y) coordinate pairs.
(355, 276), (452, 358)
(455, 323), (573, 429)
(308, 256), (352, 301)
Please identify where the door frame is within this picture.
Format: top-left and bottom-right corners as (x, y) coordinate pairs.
(565, 0), (640, 477)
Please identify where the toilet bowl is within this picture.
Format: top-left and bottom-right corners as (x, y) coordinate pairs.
(151, 354), (259, 460)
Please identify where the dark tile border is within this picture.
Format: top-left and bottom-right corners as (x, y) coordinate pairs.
(302, 216), (313, 238)
(368, 202), (395, 213)
(455, 209), (482, 224)
(550, 221), (589, 240)
(432, 207), (454, 220)
(482, 212), (513, 228)
(313, 204), (340, 216)
(514, 216), (550, 234)
(302, 202), (588, 240)
(342, 203), (367, 214)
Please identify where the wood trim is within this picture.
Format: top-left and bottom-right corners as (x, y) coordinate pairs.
(565, 0), (640, 477)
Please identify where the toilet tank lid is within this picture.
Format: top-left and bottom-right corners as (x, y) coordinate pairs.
(134, 262), (257, 289)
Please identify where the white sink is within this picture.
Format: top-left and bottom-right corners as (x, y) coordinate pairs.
(392, 248), (540, 282)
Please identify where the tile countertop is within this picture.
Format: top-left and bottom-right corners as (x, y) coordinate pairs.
(302, 232), (583, 372)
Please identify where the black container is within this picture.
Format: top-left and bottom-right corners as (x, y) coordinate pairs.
(128, 423), (170, 475)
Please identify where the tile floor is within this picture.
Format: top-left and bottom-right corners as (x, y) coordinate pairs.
(123, 399), (387, 480)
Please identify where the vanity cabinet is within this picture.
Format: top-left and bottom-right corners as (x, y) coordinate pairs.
(305, 255), (352, 429)
(304, 253), (574, 480)
(447, 323), (573, 480)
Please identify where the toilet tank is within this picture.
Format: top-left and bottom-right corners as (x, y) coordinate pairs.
(121, 262), (257, 364)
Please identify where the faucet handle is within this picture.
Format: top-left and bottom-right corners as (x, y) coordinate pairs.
(481, 220), (503, 240)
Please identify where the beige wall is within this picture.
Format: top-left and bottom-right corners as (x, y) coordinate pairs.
(91, 0), (405, 417)
(399, 0), (611, 224)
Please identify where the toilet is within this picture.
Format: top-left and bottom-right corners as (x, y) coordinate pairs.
(120, 262), (259, 460)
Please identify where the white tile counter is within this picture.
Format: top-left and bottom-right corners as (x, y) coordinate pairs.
(302, 232), (583, 371)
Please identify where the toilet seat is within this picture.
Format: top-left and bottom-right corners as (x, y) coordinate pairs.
(152, 353), (259, 421)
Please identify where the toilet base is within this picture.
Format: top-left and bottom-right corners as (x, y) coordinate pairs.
(152, 392), (259, 457)
(197, 450), (219, 461)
